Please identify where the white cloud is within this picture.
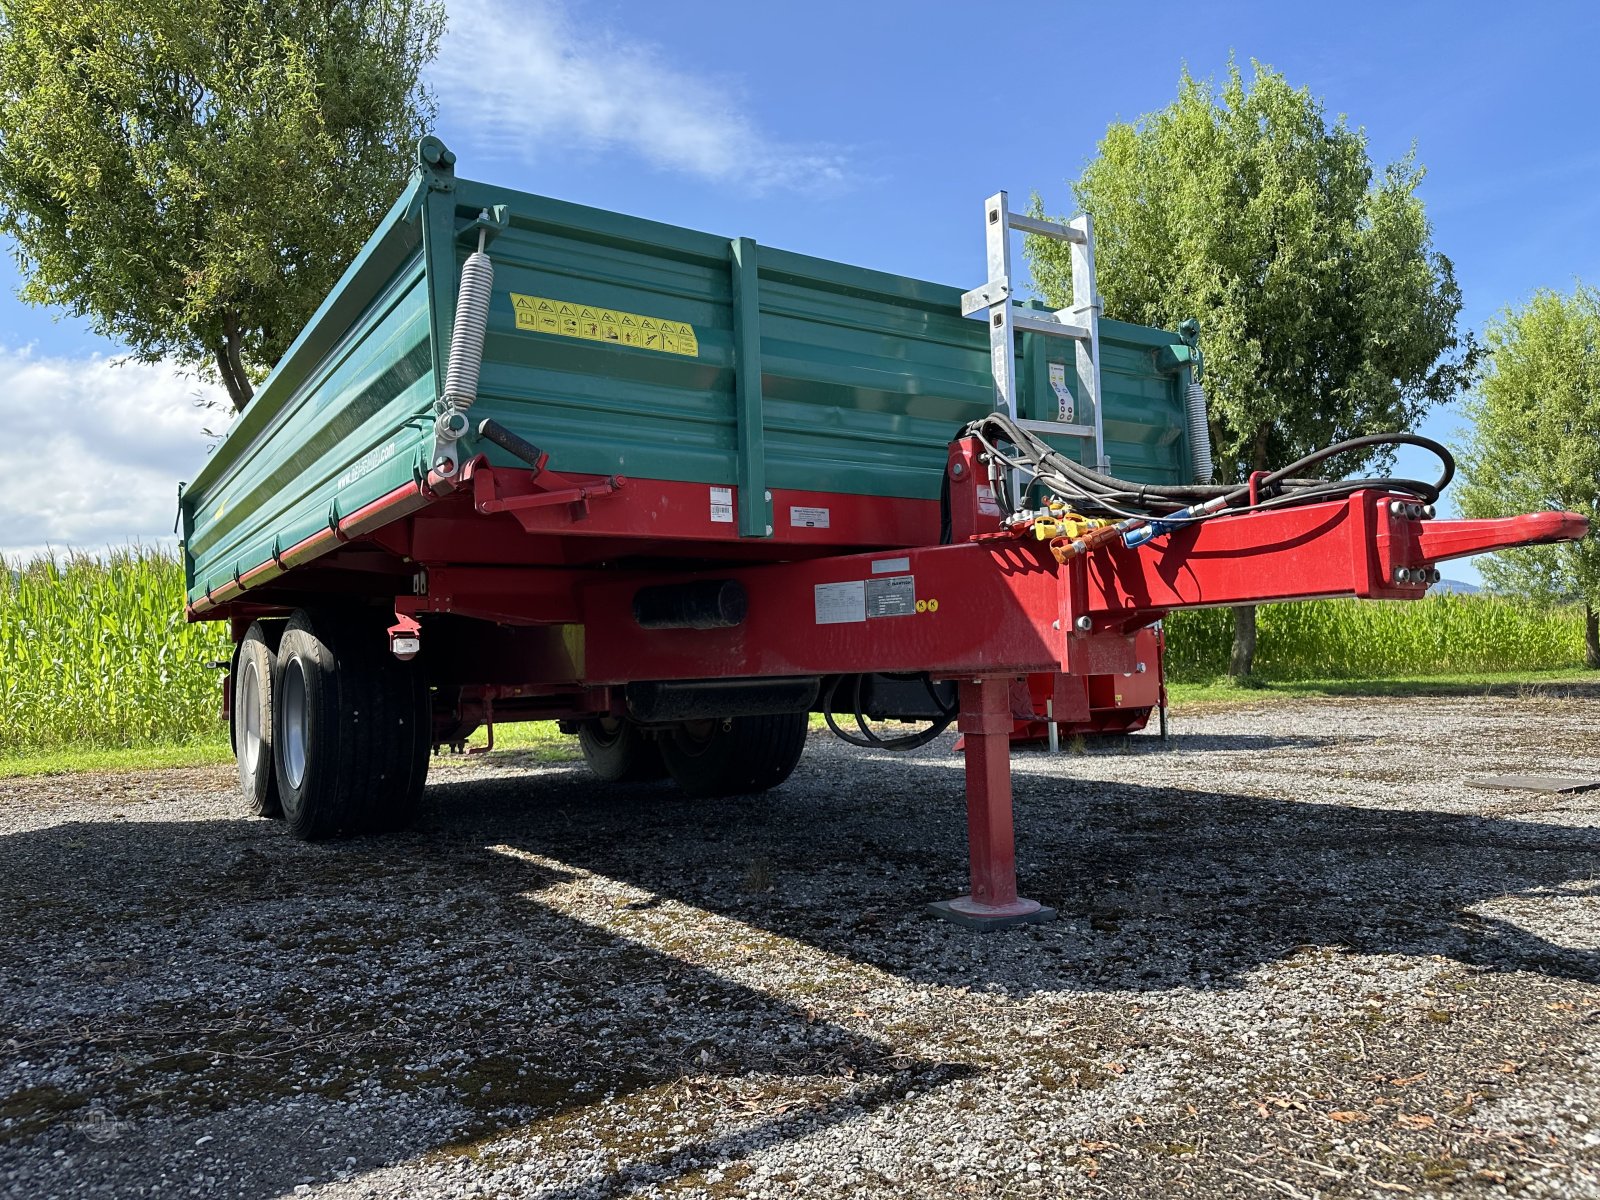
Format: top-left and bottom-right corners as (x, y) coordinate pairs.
(433, 0), (849, 193)
(0, 347), (226, 562)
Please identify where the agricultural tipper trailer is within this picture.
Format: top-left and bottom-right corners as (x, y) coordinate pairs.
(181, 139), (1586, 929)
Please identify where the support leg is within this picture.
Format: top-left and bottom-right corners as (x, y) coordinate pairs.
(929, 677), (1057, 930)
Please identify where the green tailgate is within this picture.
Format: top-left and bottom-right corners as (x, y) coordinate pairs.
(183, 140), (1199, 605)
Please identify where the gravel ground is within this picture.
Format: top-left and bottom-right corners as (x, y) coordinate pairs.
(2, 692), (1598, 1199)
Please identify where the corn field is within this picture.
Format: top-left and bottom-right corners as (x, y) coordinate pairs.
(0, 548), (229, 753)
(1164, 594), (1589, 682)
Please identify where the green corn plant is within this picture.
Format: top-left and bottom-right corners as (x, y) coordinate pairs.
(0, 547), (229, 753)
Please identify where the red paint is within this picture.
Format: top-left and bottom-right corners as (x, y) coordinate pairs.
(464, 459), (941, 548)
(1415, 510), (1590, 563)
(935, 677), (1050, 923)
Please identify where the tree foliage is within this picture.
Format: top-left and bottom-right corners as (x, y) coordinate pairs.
(0, 0), (445, 409)
(1455, 285), (1600, 666)
(1029, 60), (1474, 674)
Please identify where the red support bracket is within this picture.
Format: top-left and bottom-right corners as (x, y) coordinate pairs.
(927, 676), (1057, 930)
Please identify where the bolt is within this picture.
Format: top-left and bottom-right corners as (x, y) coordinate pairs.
(1394, 568), (1413, 584)
(1051, 619), (1060, 631)
(1135, 662), (1147, 673)
(1074, 615), (1093, 632)
(764, 490), (772, 502)
(765, 524), (773, 536)
(951, 461), (966, 479)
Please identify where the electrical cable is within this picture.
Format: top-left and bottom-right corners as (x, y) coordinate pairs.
(822, 673), (958, 752)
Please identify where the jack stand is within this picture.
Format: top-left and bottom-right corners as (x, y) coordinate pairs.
(929, 677), (1057, 930)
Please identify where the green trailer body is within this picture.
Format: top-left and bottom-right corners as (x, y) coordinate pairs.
(180, 141), (1200, 606)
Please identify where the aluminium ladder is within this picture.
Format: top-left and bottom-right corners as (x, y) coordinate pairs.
(961, 192), (1108, 478)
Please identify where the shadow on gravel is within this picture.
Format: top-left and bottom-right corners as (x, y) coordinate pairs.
(0, 811), (955, 1198)
(419, 749), (1600, 1001)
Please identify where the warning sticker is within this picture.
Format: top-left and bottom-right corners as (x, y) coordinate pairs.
(976, 484), (1002, 517)
(1049, 361), (1075, 422)
(864, 575), (916, 618)
(790, 505), (830, 529)
(509, 293), (700, 358)
(814, 580), (866, 624)
(709, 486), (734, 523)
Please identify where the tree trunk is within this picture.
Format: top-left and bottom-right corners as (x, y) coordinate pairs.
(1587, 604), (1599, 669)
(215, 311), (254, 410)
(1229, 604), (1258, 678)
(1227, 424), (1274, 679)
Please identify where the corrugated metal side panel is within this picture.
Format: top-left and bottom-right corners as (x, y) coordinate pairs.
(183, 251), (434, 602)
(754, 248), (997, 499)
(456, 189), (739, 487)
(455, 184), (1193, 501)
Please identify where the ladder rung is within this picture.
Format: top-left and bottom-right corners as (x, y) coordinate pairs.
(1012, 312), (1091, 341)
(1006, 212), (1087, 244)
(1014, 419), (1096, 438)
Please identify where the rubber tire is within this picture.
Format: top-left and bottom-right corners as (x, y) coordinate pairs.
(235, 622), (282, 818)
(659, 712), (809, 798)
(272, 611), (431, 841)
(577, 717), (667, 783)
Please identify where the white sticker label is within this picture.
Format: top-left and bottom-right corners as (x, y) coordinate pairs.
(976, 484), (1001, 517)
(871, 556), (911, 574)
(790, 505), (830, 529)
(814, 580), (866, 624)
(710, 486), (734, 524)
(1049, 361), (1075, 422)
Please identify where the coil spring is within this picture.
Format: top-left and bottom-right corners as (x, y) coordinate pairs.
(1185, 379), (1214, 484)
(443, 249), (494, 409)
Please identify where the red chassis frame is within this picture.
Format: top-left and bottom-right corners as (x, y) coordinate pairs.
(192, 436), (1588, 929)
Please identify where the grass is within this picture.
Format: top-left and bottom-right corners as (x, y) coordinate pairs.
(1166, 666), (1599, 709)
(0, 720), (580, 780)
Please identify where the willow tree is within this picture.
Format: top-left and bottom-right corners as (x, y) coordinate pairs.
(1029, 60), (1473, 677)
(1456, 286), (1600, 667)
(0, 0), (445, 410)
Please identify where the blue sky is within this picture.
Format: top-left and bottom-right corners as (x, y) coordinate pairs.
(2, 0), (1596, 581)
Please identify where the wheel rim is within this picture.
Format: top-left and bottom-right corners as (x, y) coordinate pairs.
(589, 717), (618, 746)
(673, 720), (720, 759)
(241, 659), (263, 775)
(281, 657), (309, 790)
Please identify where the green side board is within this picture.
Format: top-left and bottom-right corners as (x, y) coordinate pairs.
(182, 142), (1199, 605)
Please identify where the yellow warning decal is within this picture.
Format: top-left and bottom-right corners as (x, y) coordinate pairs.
(508, 293), (700, 357)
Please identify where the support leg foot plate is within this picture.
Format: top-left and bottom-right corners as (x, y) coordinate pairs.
(928, 896), (1057, 931)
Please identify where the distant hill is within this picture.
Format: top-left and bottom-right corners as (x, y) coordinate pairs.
(1434, 578), (1480, 595)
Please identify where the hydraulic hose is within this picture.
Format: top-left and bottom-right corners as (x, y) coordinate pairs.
(963, 412), (1454, 523)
